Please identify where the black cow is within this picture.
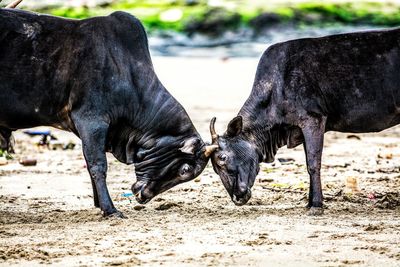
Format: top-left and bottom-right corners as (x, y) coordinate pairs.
(0, 7), (217, 217)
(210, 27), (400, 215)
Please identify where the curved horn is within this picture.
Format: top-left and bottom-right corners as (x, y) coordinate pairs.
(6, 0), (23, 8)
(204, 145), (218, 157)
(210, 117), (218, 143)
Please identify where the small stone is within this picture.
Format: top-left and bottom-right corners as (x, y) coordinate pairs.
(19, 158), (37, 166)
(194, 177), (201, 182)
(133, 205), (145, 211)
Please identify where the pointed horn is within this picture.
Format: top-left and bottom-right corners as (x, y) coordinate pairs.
(6, 0), (23, 8)
(210, 117), (218, 143)
(204, 144), (218, 158)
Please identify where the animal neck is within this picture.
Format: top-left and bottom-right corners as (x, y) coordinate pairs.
(240, 117), (285, 163)
(107, 78), (201, 164)
(133, 79), (196, 137)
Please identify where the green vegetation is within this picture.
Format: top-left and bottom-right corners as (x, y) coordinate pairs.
(35, 1), (400, 34)
(0, 149), (13, 160)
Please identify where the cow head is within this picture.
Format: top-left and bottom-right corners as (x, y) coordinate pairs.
(131, 136), (217, 204)
(209, 117), (261, 206)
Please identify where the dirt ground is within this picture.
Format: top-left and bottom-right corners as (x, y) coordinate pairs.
(1, 57), (400, 266)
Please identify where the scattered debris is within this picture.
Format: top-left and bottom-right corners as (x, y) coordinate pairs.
(278, 158), (295, 164)
(23, 129), (57, 146)
(261, 185), (305, 194)
(121, 193), (133, 198)
(364, 224), (381, 231)
(347, 134), (361, 140)
(345, 176), (360, 193)
(49, 140), (76, 150)
(259, 177), (274, 183)
(376, 167), (400, 173)
(155, 202), (179, 211)
(133, 205), (145, 211)
(49, 140), (64, 150)
(63, 142), (76, 150)
(377, 153), (393, 159)
(262, 168), (275, 174)
(374, 193), (400, 209)
(19, 158), (37, 166)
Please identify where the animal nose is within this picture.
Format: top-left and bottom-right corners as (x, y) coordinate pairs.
(132, 181), (145, 194)
(131, 181), (150, 204)
(234, 182), (249, 197)
(232, 183), (251, 206)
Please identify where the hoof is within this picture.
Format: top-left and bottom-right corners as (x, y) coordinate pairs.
(308, 207), (324, 216)
(104, 210), (127, 219)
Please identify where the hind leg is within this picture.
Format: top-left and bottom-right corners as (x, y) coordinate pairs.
(0, 127), (14, 153)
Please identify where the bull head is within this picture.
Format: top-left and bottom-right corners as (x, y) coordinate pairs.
(209, 117), (260, 206)
(132, 135), (218, 204)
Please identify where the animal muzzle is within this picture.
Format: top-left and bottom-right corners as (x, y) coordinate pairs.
(232, 185), (252, 206)
(131, 181), (152, 204)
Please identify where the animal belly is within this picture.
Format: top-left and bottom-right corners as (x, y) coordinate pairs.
(327, 108), (400, 133)
(0, 93), (61, 129)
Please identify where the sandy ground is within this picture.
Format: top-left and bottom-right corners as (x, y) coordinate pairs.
(1, 57), (400, 266)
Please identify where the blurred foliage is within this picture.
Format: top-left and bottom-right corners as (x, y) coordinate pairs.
(295, 2), (400, 26)
(0, 149), (13, 160)
(36, 1), (400, 33)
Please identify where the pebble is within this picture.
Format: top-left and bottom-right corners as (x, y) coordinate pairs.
(134, 205), (145, 211)
(19, 158), (37, 166)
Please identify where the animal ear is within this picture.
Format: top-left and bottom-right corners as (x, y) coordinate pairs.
(179, 138), (198, 154)
(226, 116), (243, 137)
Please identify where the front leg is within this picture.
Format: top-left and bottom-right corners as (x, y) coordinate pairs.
(301, 116), (326, 216)
(73, 115), (125, 218)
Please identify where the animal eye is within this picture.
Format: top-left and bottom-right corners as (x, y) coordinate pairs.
(180, 164), (192, 176)
(218, 154), (227, 161)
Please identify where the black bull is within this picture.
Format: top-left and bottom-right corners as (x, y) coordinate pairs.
(210, 28), (400, 215)
(0, 9), (217, 217)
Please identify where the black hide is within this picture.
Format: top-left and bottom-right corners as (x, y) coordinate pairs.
(0, 9), (208, 217)
(212, 27), (400, 213)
